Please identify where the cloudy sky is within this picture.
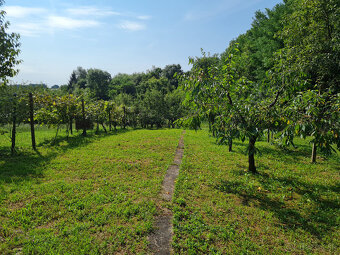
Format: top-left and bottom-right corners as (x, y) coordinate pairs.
(3, 0), (282, 86)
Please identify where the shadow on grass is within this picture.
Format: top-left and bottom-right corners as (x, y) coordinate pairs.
(214, 138), (315, 164)
(215, 173), (339, 239)
(0, 128), (132, 184)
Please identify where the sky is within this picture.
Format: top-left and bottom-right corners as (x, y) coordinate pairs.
(3, 0), (282, 87)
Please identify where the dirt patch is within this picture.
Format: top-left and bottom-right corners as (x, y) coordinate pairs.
(148, 131), (185, 255)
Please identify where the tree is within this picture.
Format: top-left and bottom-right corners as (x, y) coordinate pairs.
(110, 73), (136, 97)
(75, 66), (87, 89)
(162, 64), (183, 90)
(139, 89), (166, 128)
(180, 47), (283, 173)
(280, 0), (340, 162)
(87, 69), (111, 100)
(0, 0), (21, 84)
(67, 71), (77, 93)
(35, 94), (79, 140)
(165, 88), (186, 128)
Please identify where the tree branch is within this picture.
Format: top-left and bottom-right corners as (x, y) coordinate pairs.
(268, 89), (281, 109)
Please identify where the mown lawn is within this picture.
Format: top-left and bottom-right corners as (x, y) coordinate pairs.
(0, 127), (182, 254)
(173, 129), (339, 254)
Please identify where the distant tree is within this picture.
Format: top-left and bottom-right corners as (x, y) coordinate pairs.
(110, 73), (136, 98)
(146, 66), (162, 79)
(75, 66), (87, 80)
(51, 85), (60, 89)
(67, 71), (77, 93)
(114, 93), (134, 106)
(0, 0), (21, 85)
(87, 69), (111, 100)
(162, 64), (183, 90)
(139, 89), (166, 128)
(75, 66), (87, 89)
(165, 89), (186, 127)
(137, 77), (169, 95)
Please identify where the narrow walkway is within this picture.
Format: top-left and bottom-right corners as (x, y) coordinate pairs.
(148, 131), (185, 255)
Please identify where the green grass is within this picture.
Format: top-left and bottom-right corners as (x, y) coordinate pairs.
(0, 126), (182, 254)
(173, 130), (339, 254)
(1, 126), (339, 254)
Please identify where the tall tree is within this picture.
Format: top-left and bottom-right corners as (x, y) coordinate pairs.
(0, 0), (21, 85)
(87, 69), (111, 100)
(280, 0), (340, 161)
(75, 66), (87, 89)
(67, 71), (77, 93)
(162, 64), (183, 90)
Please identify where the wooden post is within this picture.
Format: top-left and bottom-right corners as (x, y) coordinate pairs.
(29, 93), (36, 150)
(82, 99), (86, 137)
(11, 93), (17, 155)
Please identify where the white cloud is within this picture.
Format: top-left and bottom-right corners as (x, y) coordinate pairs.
(3, 6), (46, 18)
(10, 22), (44, 37)
(137, 15), (151, 20)
(48, 16), (100, 29)
(118, 21), (146, 31)
(66, 7), (121, 17)
(4, 5), (150, 36)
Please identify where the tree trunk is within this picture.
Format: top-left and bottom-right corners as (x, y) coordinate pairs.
(267, 130), (270, 143)
(69, 116), (73, 135)
(28, 92), (36, 150)
(228, 138), (232, 152)
(101, 123), (107, 133)
(311, 143), (317, 163)
(108, 111), (112, 131)
(248, 136), (257, 173)
(11, 94), (17, 155)
(123, 106), (126, 129)
(81, 99), (86, 137)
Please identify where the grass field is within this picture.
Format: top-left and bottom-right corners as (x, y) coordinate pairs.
(0, 126), (182, 254)
(173, 130), (339, 254)
(0, 126), (339, 254)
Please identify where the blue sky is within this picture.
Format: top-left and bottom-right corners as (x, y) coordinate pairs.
(4, 0), (282, 86)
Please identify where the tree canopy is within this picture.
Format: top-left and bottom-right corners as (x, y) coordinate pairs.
(0, 0), (21, 84)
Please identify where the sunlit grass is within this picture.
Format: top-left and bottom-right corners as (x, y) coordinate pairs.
(173, 129), (339, 254)
(0, 127), (182, 254)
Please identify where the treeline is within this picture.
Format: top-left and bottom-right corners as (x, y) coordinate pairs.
(179, 0), (340, 172)
(0, 64), (187, 130)
(58, 64), (187, 128)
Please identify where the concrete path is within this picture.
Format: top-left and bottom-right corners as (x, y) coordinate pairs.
(148, 131), (185, 255)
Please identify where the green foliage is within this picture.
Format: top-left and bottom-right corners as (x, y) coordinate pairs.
(180, 47), (283, 172)
(110, 73), (136, 97)
(87, 69), (111, 100)
(139, 89), (166, 128)
(0, 0), (21, 84)
(278, 0), (340, 160)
